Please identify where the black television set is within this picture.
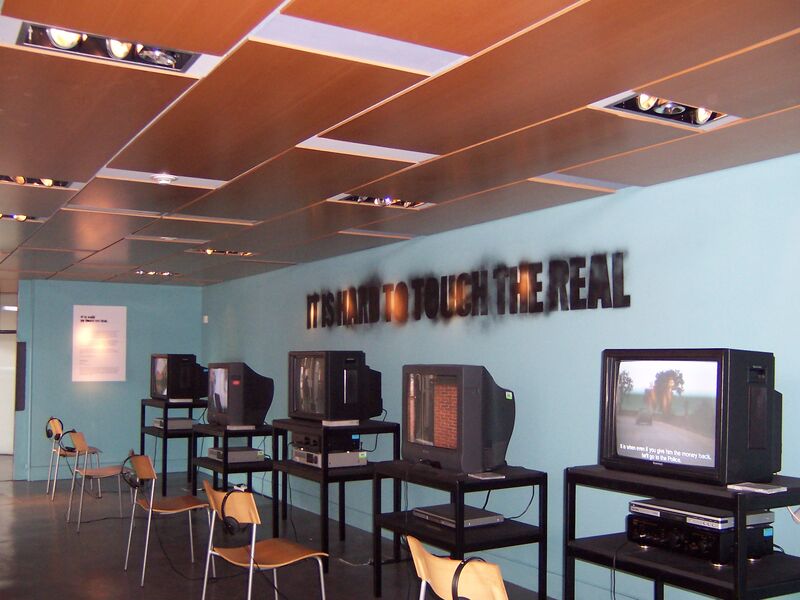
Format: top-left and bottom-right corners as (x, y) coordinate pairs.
(150, 354), (208, 401)
(599, 348), (782, 485)
(207, 362), (274, 427)
(288, 351), (382, 422)
(401, 364), (516, 474)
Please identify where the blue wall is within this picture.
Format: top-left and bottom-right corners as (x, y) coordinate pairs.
(201, 153), (800, 599)
(14, 280), (203, 481)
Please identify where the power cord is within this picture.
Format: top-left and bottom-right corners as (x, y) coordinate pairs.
(610, 538), (630, 600)
(507, 487), (535, 520)
(361, 408), (388, 453)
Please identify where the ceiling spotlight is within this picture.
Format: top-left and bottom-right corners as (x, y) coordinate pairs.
(106, 39), (132, 59)
(136, 44), (178, 68)
(694, 107), (713, 125)
(151, 173), (177, 185)
(653, 100), (686, 115)
(205, 248), (214, 255)
(13, 176), (26, 185)
(46, 27), (82, 50)
(636, 93), (658, 111)
(13, 214), (28, 222)
(39, 178), (54, 187)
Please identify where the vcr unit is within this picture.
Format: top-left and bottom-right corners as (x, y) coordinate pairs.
(626, 514), (774, 564)
(290, 430), (360, 453)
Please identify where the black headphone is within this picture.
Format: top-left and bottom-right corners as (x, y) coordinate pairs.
(220, 486), (249, 535)
(120, 452), (144, 490)
(57, 428), (77, 453)
(45, 417), (63, 440)
(451, 556), (486, 600)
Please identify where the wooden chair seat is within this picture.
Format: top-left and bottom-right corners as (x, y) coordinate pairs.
(137, 494), (208, 514)
(214, 538), (327, 569)
(78, 465), (127, 478)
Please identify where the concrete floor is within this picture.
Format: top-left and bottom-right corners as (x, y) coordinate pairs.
(0, 473), (543, 600)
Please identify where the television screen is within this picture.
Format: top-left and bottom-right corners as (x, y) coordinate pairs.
(149, 354), (207, 400)
(614, 359), (718, 469)
(402, 365), (515, 474)
(209, 366), (228, 413)
(288, 351), (382, 422)
(152, 356), (168, 398)
(599, 348), (782, 485)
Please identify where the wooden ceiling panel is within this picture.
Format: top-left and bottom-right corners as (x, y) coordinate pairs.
(61, 263), (137, 277)
(0, 47), (193, 183)
(0, 279), (20, 293)
(69, 178), (210, 213)
(80, 239), (192, 267)
(140, 251), (240, 275)
(564, 106), (800, 186)
(21, 211), (153, 251)
(283, 0), (577, 55)
(219, 203), (385, 255)
(0, 183), (74, 218)
(49, 271), (114, 281)
(110, 41), (423, 181)
(0, 270), (51, 282)
(354, 109), (690, 204)
(327, 0), (800, 154)
(1, 248), (92, 272)
(179, 149), (409, 221)
(645, 34), (800, 119)
(0, 220), (42, 253)
(365, 180), (608, 236)
(260, 232), (404, 263)
(2, 0), (283, 55)
(134, 219), (248, 243)
(179, 260), (289, 281)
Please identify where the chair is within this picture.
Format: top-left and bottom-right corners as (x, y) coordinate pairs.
(66, 431), (126, 532)
(406, 535), (509, 600)
(45, 418), (101, 501)
(123, 454), (210, 586)
(201, 480), (327, 600)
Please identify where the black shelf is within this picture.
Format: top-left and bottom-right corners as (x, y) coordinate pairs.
(271, 418), (401, 572)
(378, 511), (542, 554)
(569, 533), (800, 600)
(140, 398), (207, 496)
(564, 465), (800, 599)
(272, 459), (374, 482)
(372, 460), (547, 598)
(190, 423), (277, 493)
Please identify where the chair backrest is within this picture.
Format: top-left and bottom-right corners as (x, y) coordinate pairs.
(129, 454), (157, 481)
(407, 536), (509, 600)
(70, 431), (90, 453)
(202, 480), (261, 526)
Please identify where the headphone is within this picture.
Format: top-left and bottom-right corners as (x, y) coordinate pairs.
(220, 485), (249, 535)
(56, 428), (77, 453)
(120, 452), (144, 490)
(45, 417), (63, 440)
(451, 556), (486, 600)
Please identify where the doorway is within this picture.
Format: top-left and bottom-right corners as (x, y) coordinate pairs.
(0, 293), (18, 481)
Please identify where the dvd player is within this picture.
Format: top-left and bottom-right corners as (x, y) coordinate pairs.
(208, 447), (263, 463)
(629, 498), (774, 530)
(291, 448), (367, 468)
(152, 417), (197, 430)
(412, 504), (504, 528)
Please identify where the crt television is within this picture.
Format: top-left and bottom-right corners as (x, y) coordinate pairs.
(288, 351), (382, 422)
(599, 348), (782, 485)
(150, 354), (208, 400)
(402, 364), (516, 474)
(207, 362), (274, 427)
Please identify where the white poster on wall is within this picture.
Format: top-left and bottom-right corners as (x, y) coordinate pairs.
(72, 305), (127, 382)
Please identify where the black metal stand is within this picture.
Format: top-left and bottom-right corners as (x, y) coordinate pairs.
(190, 423), (278, 494)
(563, 465), (800, 599)
(372, 460), (547, 598)
(140, 398), (206, 496)
(271, 418), (401, 571)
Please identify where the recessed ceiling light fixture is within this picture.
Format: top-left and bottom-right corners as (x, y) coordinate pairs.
(1, 175), (70, 188)
(197, 248), (256, 257)
(610, 93), (727, 127)
(0, 213), (36, 222)
(151, 173), (178, 185)
(134, 270), (180, 277)
(329, 194), (432, 210)
(20, 23), (197, 72)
